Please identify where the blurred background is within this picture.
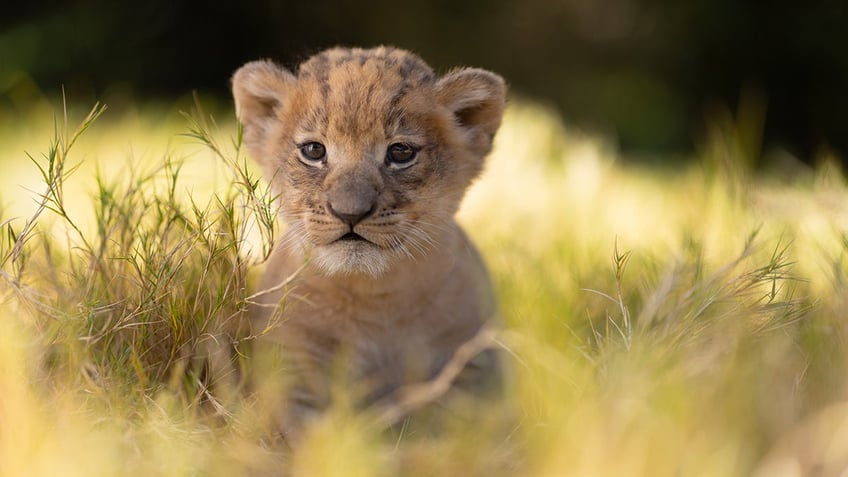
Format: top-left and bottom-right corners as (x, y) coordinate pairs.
(1, 0), (846, 167)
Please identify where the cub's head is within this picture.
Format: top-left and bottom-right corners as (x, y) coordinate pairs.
(232, 46), (505, 276)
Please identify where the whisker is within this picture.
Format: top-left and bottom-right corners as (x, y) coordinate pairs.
(389, 234), (415, 261)
(278, 220), (310, 250)
(408, 217), (452, 236)
(397, 230), (429, 259)
(404, 223), (438, 252)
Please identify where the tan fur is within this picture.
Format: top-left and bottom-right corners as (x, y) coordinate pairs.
(232, 46), (506, 439)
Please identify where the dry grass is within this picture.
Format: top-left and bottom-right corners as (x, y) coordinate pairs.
(0, 98), (847, 476)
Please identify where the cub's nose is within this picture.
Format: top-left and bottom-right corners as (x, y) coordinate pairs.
(327, 201), (376, 227)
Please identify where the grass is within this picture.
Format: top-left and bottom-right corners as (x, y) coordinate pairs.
(0, 97), (847, 476)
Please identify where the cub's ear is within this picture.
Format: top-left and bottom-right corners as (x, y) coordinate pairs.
(436, 68), (506, 156)
(231, 60), (296, 153)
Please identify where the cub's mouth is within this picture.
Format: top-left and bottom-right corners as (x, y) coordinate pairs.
(336, 232), (369, 243)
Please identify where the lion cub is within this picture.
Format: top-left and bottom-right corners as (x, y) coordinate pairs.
(232, 46), (506, 438)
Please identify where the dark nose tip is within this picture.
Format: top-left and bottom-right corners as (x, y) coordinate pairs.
(327, 202), (376, 227)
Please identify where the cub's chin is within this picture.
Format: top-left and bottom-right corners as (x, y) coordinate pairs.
(311, 239), (393, 277)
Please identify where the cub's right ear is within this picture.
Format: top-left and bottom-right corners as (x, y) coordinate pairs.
(231, 60), (296, 153)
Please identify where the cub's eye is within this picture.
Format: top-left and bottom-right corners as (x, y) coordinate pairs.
(298, 142), (326, 166)
(386, 143), (418, 169)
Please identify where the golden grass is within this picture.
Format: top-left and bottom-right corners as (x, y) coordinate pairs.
(0, 98), (847, 476)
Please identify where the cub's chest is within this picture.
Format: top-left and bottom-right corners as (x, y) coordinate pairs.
(283, 283), (440, 339)
(282, 288), (453, 388)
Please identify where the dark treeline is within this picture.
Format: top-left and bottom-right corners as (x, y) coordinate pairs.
(2, 0), (846, 165)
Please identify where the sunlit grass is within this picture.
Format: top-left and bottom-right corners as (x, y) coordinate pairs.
(1, 98), (847, 476)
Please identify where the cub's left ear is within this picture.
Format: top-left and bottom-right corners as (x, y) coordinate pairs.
(436, 68), (506, 156)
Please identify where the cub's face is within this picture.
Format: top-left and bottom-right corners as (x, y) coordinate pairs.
(232, 47), (505, 276)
